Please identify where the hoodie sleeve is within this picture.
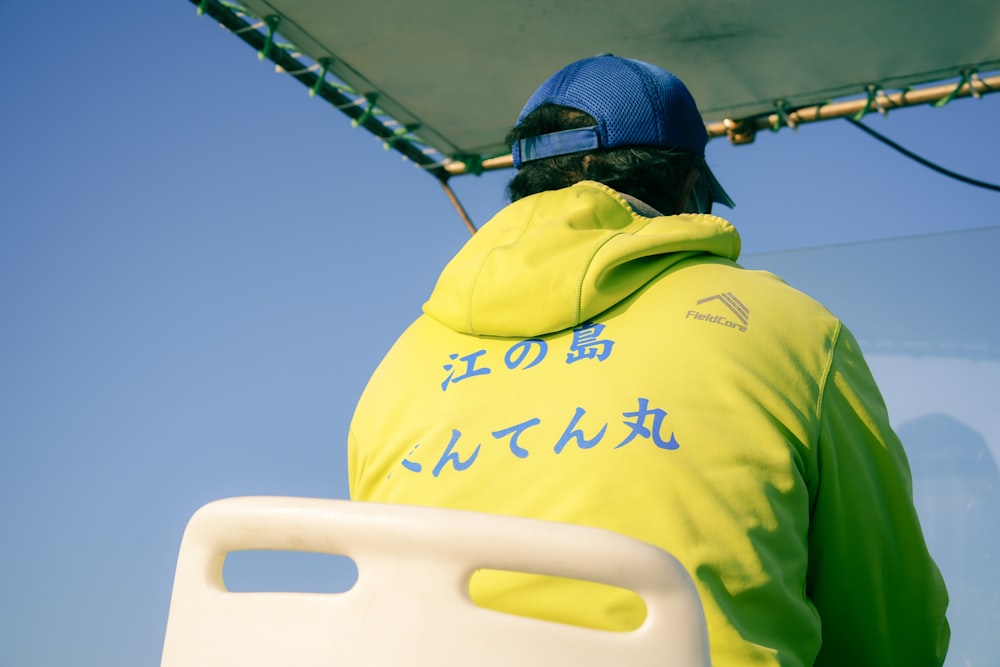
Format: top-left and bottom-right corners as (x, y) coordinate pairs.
(807, 324), (950, 666)
(347, 426), (365, 499)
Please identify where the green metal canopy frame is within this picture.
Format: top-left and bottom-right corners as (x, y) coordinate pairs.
(186, 0), (1000, 231)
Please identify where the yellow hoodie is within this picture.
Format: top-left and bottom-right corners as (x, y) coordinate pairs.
(349, 181), (949, 666)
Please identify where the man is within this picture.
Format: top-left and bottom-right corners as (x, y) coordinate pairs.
(348, 54), (949, 666)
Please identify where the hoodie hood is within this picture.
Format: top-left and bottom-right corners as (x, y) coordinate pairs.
(423, 181), (741, 337)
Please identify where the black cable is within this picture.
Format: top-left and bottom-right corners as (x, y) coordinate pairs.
(847, 118), (1000, 193)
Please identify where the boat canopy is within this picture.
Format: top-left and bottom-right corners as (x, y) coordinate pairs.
(187, 0), (1000, 180)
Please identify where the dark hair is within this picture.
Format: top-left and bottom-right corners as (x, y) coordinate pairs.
(505, 104), (704, 214)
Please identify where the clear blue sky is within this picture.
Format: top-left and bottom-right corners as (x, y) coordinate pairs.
(1, 2), (997, 666)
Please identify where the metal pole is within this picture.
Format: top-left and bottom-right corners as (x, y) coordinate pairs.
(442, 73), (1000, 175)
(709, 73), (1000, 144)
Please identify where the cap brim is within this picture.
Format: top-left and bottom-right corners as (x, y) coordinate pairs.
(702, 162), (735, 209)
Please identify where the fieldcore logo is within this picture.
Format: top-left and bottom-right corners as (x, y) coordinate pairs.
(686, 292), (749, 332)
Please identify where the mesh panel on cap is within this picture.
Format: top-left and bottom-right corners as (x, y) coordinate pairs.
(519, 55), (707, 155)
(553, 57), (662, 149)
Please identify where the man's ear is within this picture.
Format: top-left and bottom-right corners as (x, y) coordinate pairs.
(677, 168), (701, 214)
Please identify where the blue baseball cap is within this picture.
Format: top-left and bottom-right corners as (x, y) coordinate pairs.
(511, 54), (734, 209)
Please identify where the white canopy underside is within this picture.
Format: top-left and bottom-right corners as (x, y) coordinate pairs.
(233, 0), (1000, 161)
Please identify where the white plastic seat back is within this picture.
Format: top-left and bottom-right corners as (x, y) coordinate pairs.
(160, 496), (710, 667)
